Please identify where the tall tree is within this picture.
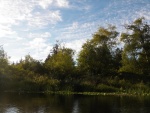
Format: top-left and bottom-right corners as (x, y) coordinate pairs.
(0, 46), (9, 75)
(78, 26), (118, 78)
(120, 18), (150, 75)
(112, 48), (123, 72)
(44, 43), (75, 81)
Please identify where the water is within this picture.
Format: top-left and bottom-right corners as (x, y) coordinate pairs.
(0, 93), (150, 113)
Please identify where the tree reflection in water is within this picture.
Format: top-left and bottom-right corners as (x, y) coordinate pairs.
(0, 93), (150, 113)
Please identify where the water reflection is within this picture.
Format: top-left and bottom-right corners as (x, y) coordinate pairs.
(5, 107), (19, 113)
(0, 93), (150, 113)
(72, 100), (79, 113)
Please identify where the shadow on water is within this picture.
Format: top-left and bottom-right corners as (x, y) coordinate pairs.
(0, 93), (150, 113)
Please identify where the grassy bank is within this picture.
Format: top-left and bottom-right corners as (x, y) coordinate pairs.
(1, 75), (150, 96)
(3, 90), (150, 97)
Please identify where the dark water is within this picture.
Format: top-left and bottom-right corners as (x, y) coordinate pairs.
(0, 93), (150, 113)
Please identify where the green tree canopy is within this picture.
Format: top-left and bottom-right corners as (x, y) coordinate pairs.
(0, 46), (9, 75)
(14, 54), (44, 74)
(78, 26), (119, 78)
(44, 43), (75, 80)
(120, 17), (150, 75)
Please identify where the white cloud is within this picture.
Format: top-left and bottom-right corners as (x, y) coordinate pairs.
(135, 3), (150, 21)
(98, 0), (150, 33)
(22, 37), (52, 61)
(0, 0), (34, 25)
(38, 0), (53, 9)
(71, 0), (91, 11)
(0, 0), (69, 29)
(28, 38), (47, 49)
(41, 32), (51, 38)
(65, 39), (87, 60)
(63, 22), (79, 31)
(0, 25), (16, 37)
(23, 32), (52, 60)
(56, 21), (97, 41)
(55, 0), (69, 8)
(65, 39), (86, 53)
(114, 1), (149, 20)
(38, 0), (69, 9)
(27, 10), (62, 27)
(29, 32), (51, 39)
(70, 22), (79, 30)
(0, 0), (67, 62)
(3, 36), (52, 62)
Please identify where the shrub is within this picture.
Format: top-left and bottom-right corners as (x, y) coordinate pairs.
(96, 84), (118, 92)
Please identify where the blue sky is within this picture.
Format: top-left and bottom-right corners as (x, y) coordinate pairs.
(0, 0), (150, 62)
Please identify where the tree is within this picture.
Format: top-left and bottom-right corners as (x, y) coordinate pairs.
(91, 25), (118, 50)
(14, 54), (44, 74)
(112, 48), (123, 72)
(0, 46), (9, 75)
(120, 18), (150, 75)
(77, 26), (119, 78)
(44, 43), (75, 81)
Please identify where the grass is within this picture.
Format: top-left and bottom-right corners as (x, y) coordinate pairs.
(44, 90), (150, 96)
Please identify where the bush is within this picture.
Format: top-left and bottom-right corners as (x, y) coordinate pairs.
(96, 84), (118, 92)
(80, 81), (95, 92)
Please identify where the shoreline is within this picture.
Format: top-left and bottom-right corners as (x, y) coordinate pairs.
(2, 91), (150, 97)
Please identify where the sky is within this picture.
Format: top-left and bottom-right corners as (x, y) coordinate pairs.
(0, 0), (150, 62)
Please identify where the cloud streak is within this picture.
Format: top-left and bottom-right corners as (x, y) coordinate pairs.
(27, 10), (62, 28)
(38, 0), (69, 9)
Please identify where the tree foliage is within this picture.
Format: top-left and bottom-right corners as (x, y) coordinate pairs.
(44, 43), (75, 80)
(78, 26), (119, 78)
(120, 17), (150, 75)
(0, 46), (9, 75)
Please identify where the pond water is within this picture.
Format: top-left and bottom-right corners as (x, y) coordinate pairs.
(0, 93), (150, 113)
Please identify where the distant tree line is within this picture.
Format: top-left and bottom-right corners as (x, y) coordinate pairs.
(0, 18), (150, 94)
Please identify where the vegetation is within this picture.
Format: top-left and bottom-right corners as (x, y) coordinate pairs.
(0, 18), (150, 95)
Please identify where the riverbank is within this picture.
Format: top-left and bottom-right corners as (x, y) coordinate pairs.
(3, 90), (150, 97)
(46, 91), (150, 96)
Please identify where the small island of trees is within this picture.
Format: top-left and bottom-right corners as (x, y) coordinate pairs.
(0, 18), (150, 95)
